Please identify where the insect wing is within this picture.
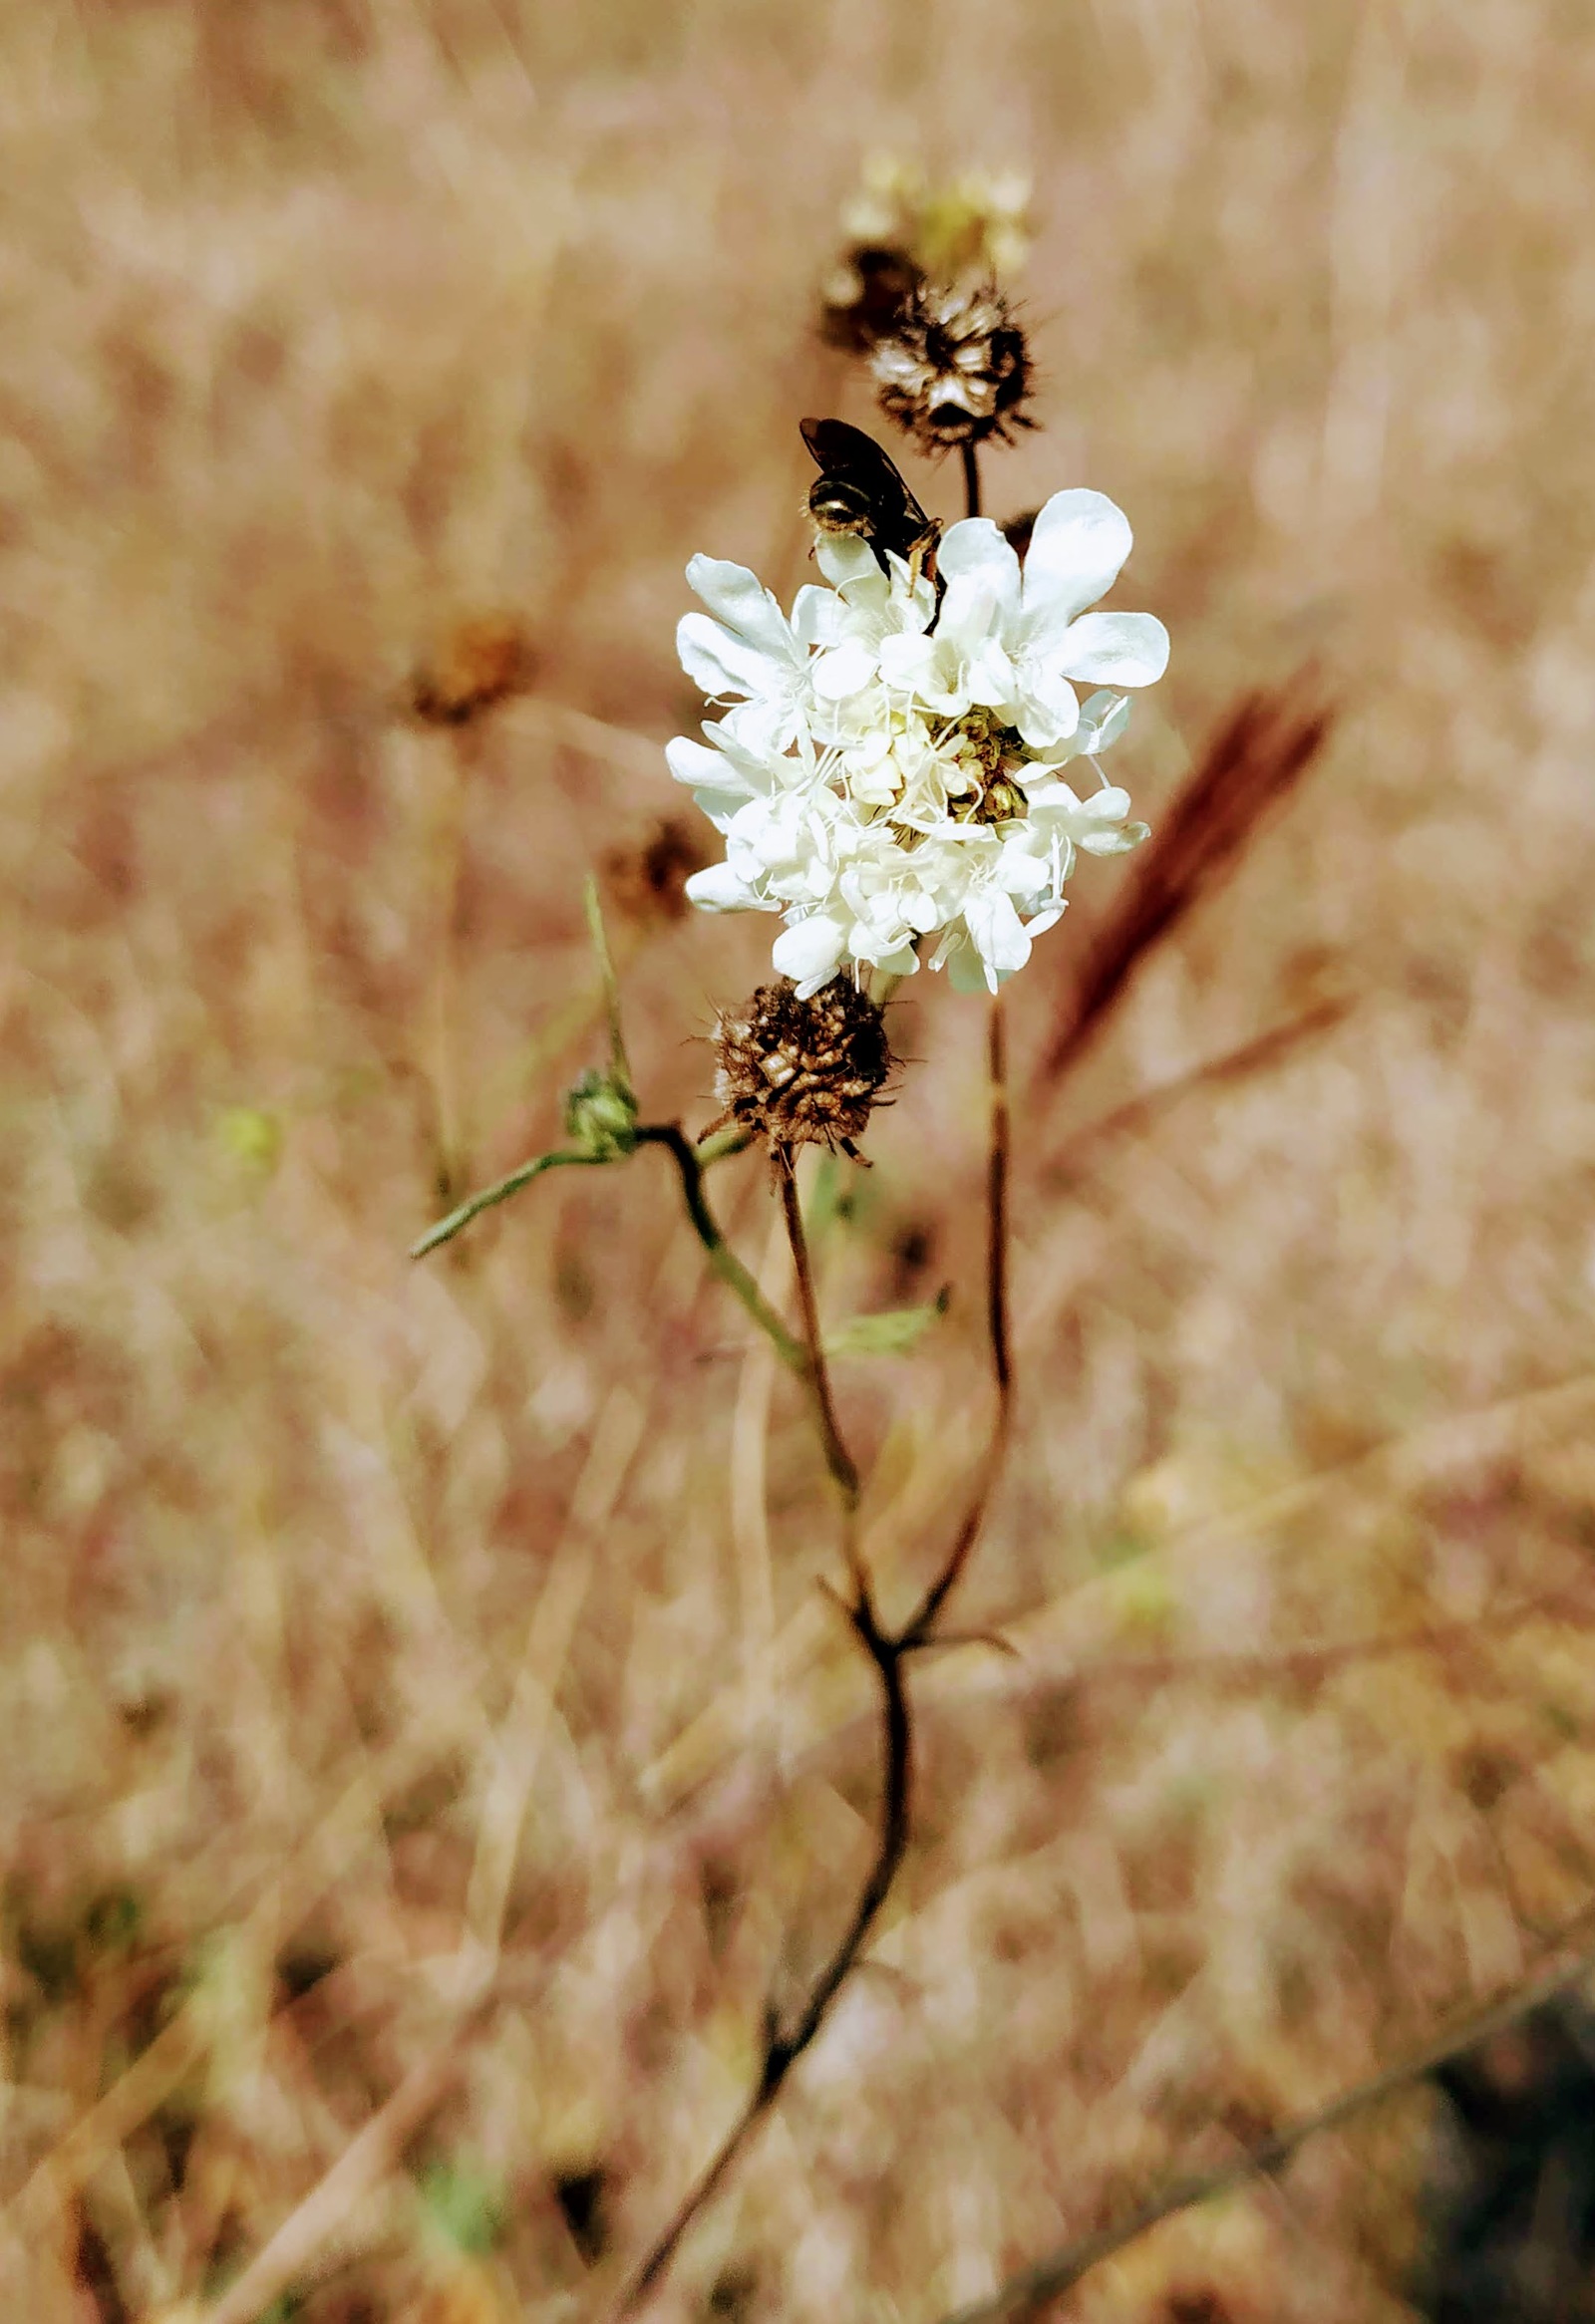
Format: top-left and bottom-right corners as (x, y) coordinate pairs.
(798, 418), (932, 565)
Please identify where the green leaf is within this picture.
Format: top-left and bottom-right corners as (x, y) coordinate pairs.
(825, 1288), (949, 1359)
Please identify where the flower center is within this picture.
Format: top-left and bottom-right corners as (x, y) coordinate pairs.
(946, 709), (1030, 825)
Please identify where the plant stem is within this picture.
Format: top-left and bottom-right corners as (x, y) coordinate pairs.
(634, 1125), (805, 1374)
(986, 990), (1012, 1400)
(408, 1149), (602, 1260)
(613, 1561), (911, 2322)
(901, 990), (1015, 1642)
(612, 1150), (916, 2317)
(775, 1146), (861, 1525)
(410, 1123), (801, 1379)
(962, 439), (982, 520)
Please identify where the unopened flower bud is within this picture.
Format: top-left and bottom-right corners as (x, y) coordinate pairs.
(871, 279), (1034, 454)
(711, 979), (895, 1158)
(564, 1068), (638, 1161)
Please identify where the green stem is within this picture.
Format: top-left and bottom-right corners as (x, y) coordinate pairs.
(408, 1149), (602, 1259)
(582, 874), (633, 1093)
(635, 1125), (805, 1375)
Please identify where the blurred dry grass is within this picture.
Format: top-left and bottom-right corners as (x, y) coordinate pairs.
(4, 1), (1595, 2318)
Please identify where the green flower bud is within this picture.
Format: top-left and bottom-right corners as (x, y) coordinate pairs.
(563, 1068), (638, 1161)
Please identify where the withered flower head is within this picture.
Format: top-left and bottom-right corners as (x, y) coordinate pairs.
(819, 158), (1032, 351)
(412, 613), (532, 726)
(601, 816), (708, 927)
(710, 978), (894, 1158)
(871, 279), (1034, 454)
(819, 243), (925, 354)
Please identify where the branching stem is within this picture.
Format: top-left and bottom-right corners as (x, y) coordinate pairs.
(634, 1125), (804, 1373)
(614, 1598), (911, 2315)
(410, 1121), (799, 1377)
(614, 1146), (917, 2316)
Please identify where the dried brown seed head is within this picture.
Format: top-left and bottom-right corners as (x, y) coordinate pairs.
(819, 243), (925, 353)
(870, 279), (1034, 454)
(710, 978), (895, 1157)
(411, 614), (532, 726)
(602, 816), (708, 926)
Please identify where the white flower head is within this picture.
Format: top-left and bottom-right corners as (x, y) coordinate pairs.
(669, 478), (1166, 998)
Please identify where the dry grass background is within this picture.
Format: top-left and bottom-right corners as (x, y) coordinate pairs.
(5, 0), (1595, 2317)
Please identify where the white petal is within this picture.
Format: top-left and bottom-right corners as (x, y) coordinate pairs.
(686, 860), (761, 912)
(773, 914), (848, 994)
(811, 640), (879, 702)
(876, 632), (940, 692)
(1079, 784), (1133, 824)
(1077, 690), (1131, 751)
(963, 638), (1016, 709)
(1020, 490), (1132, 633)
(1059, 612), (1170, 688)
(678, 611), (786, 702)
(962, 888), (1032, 990)
(936, 567), (1008, 658)
(994, 842), (1053, 898)
(1014, 668), (1081, 752)
(686, 555), (801, 665)
(712, 694), (800, 757)
(667, 734), (752, 795)
(816, 534), (884, 593)
(937, 517), (1023, 619)
(1079, 820), (1150, 855)
(792, 583), (844, 649)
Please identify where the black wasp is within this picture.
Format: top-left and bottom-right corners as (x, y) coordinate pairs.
(800, 417), (941, 587)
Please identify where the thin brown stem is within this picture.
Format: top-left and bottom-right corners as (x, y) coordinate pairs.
(901, 990), (1014, 1644)
(613, 1161), (910, 2315)
(613, 1599), (911, 2316)
(986, 992), (1012, 1399)
(961, 439), (983, 519)
(777, 1145), (863, 1530)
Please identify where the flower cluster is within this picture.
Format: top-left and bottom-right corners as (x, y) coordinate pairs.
(669, 490), (1168, 996)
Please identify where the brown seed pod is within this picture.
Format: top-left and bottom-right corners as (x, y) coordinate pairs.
(411, 614), (532, 726)
(870, 279), (1034, 454)
(708, 978), (895, 1158)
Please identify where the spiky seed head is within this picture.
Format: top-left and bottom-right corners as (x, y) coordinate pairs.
(870, 279), (1034, 454)
(711, 979), (894, 1156)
